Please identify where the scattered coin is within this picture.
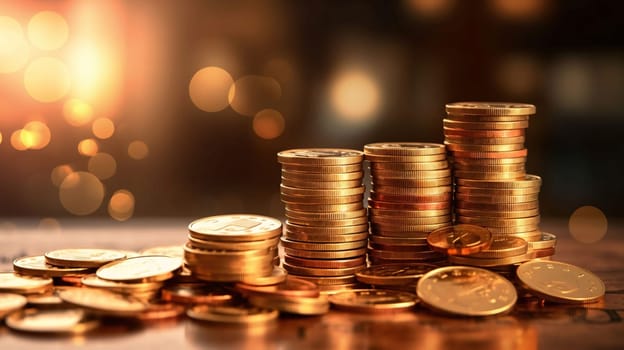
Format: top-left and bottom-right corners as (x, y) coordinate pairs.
(427, 224), (492, 255)
(0, 272), (53, 294)
(96, 255), (182, 283)
(328, 289), (417, 313)
(5, 308), (99, 333)
(187, 304), (279, 324)
(44, 248), (126, 268)
(13, 255), (91, 277)
(0, 293), (27, 318)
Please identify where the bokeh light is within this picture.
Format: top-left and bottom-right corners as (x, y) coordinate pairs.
(189, 66), (234, 112)
(24, 57), (71, 103)
(405, 0), (454, 18)
(27, 11), (69, 51)
(88, 152), (117, 180)
(228, 75), (282, 116)
(128, 140), (149, 160)
(91, 117), (115, 139)
(51, 164), (74, 187)
(330, 69), (381, 121)
(496, 54), (541, 96)
(59, 171), (105, 216)
(252, 109), (285, 139)
(0, 16), (30, 74)
(0, 131), (3, 144)
(108, 189), (135, 221)
(77, 138), (99, 156)
(21, 121), (51, 150)
(490, 0), (547, 20)
(568, 206), (608, 244)
(63, 98), (94, 126)
(38, 217), (62, 233)
(10, 130), (28, 151)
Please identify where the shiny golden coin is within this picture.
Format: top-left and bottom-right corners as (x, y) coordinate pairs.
(371, 215), (451, 225)
(369, 256), (446, 265)
(455, 200), (539, 211)
(285, 208), (366, 220)
(444, 127), (525, 138)
(281, 193), (364, 205)
(281, 170), (363, 181)
(463, 236), (528, 258)
(0, 272), (53, 294)
(284, 215), (368, 227)
(140, 245), (185, 258)
(370, 192), (451, 203)
(284, 255), (366, 269)
(455, 175), (541, 189)
(291, 274), (357, 286)
(445, 114), (529, 122)
(372, 222), (449, 233)
(507, 230), (543, 242)
(455, 208), (539, 218)
(188, 235), (279, 251)
(443, 119), (529, 130)
(445, 142), (525, 152)
(452, 157), (527, 166)
(370, 160), (449, 171)
(13, 256), (90, 277)
(328, 289), (417, 313)
(369, 241), (430, 252)
(445, 135), (526, 145)
(187, 304), (279, 324)
(285, 221), (368, 235)
(278, 148), (363, 165)
(455, 192), (538, 204)
(26, 293), (64, 307)
(368, 198), (451, 210)
(5, 308), (99, 333)
(368, 249), (444, 261)
(365, 153), (447, 163)
(453, 170), (526, 181)
(284, 231), (369, 243)
(284, 202), (363, 212)
(355, 263), (437, 286)
(427, 224), (492, 255)
(445, 101), (536, 116)
(282, 262), (364, 277)
(369, 207), (450, 218)
(191, 270), (275, 283)
(96, 255), (182, 283)
(247, 293), (329, 315)
(280, 184), (365, 197)
(369, 235), (428, 246)
(58, 287), (147, 315)
(516, 260), (605, 304)
(527, 232), (557, 250)
(456, 186), (540, 196)
(240, 267), (288, 286)
(236, 276), (320, 298)
(136, 302), (186, 321)
(457, 215), (540, 228)
(364, 142), (446, 156)
(44, 248), (126, 268)
(281, 163), (362, 173)
(417, 266), (517, 316)
(373, 185), (451, 196)
(448, 251), (531, 267)
(451, 148), (528, 159)
(161, 283), (234, 305)
(282, 247), (366, 259)
(485, 225), (540, 235)
(281, 178), (362, 189)
(370, 229), (430, 239)
(371, 168), (451, 179)
(453, 163), (526, 172)
(188, 214), (282, 242)
(0, 293), (27, 318)
(81, 274), (163, 293)
(371, 177), (452, 188)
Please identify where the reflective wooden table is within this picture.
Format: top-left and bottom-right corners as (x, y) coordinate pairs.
(1, 218), (623, 349)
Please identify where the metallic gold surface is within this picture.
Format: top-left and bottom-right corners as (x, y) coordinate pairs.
(328, 289), (417, 313)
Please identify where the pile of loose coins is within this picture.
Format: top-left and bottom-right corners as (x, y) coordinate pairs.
(0, 102), (608, 334)
(365, 142), (452, 264)
(277, 149), (368, 291)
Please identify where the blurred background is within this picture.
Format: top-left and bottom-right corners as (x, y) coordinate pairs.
(0, 0), (622, 232)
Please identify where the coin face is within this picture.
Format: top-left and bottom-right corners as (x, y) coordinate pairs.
(58, 287), (147, 315)
(516, 260), (605, 304)
(445, 102), (536, 116)
(13, 255), (90, 277)
(355, 263), (438, 286)
(187, 304), (279, 324)
(417, 266), (517, 316)
(188, 214), (282, 242)
(0, 293), (27, 318)
(328, 289), (417, 313)
(44, 248), (126, 268)
(96, 255), (182, 282)
(0, 272), (53, 293)
(5, 308), (99, 333)
(277, 148), (363, 165)
(427, 224), (492, 255)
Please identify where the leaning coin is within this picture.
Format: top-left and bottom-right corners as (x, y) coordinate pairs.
(427, 224), (492, 255)
(96, 255), (182, 283)
(187, 304), (279, 324)
(58, 287), (147, 316)
(328, 289), (417, 313)
(417, 266), (517, 316)
(0, 293), (27, 318)
(5, 308), (99, 333)
(0, 272), (53, 294)
(516, 260), (605, 304)
(44, 248), (126, 268)
(13, 256), (91, 277)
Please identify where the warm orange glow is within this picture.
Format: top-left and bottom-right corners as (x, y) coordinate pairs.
(22, 121), (51, 150)
(77, 138), (99, 156)
(63, 98), (94, 126)
(88, 152), (117, 180)
(330, 69), (381, 121)
(24, 57), (71, 103)
(128, 140), (149, 160)
(406, 0), (453, 18)
(10, 130), (28, 151)
(253, 109), (285, 139)
(189, 66), (234, 112)
(59, 171), (105, 216)
(27, 11), (69, 51)
(51, 164), (74, 187)
(0, 16), (30, 74)
(569, 206), (608, 244)
(0, 131), (2, 144)
(91, 117), (115, 139)
(228, 76), (282, 116)
(108, 189), (135, 221)
(490, 0), (547, 20)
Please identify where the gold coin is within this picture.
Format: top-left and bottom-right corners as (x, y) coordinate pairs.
(445, 142), (525, 152)
(373, 185), (451, 196)
(247, 294), (329, 315)
(58, 287), (147, 316)
(281, 178), (362, 189)
(371, 177), (452, 187)
(364, 142), (446, 156)
(443, 119), (529, 130)
(370, 229), (430, 239)
(365, 153), (447, 163)
(188, 214), (282, 242)
(526, 232), (557, 250)
(281, 193), (364, 205)
(463, 236), (528, 258)
(453, 170), (526, 181)
(285, 221), (369, 235)
(136, 302), (186, 321)
(457, 215), (540, 228)
(369, 235), (428, 246)
(96, 255), (182, 283)
(516, 260), (605, 304)
(370, 160), (449, 171)
(5, 308), (99, 333)
(368, 199), (451, 211)
(281, 170), (363, 181)
(369, 207), (450, 218)
(44, 248), (126, 268)
(290, 274), (357, 286)
(0, 272), (53, 294)
(13, 256), (90, 277)
(506, 230), (543, 242)
(371, 168), (451, 179)
(139, 245), (185, 258)
(371, 215), (451, 225)
(457, 186), (540, 196)
(368, 248), (444, 261)
(455, 192), (538, 204)
(369, 192), (451, 203)
(188, 235), (279, 251)
(280, 163), (362, 173)
(417, 266), (517, 316)
(26, 293), (64, 307)
(0, 293), (27, 318)
(284, 215), (368, 227)
(369, 241), (429, 252)
(240, 267), (288, 286)
(284, 255), (366, 269)
(453, 163), (526, 172)
(282, 262), (364, 277)
(280, 184), (365, 197)
(285, 208), (366, 220)
(81, 274), (163, 293)
(455, 200), (539, 211)
(187, 304), (279, 324)
(455, 175), (541, 189)
(445, 114), (529, 122)
(444, 127), (525, 138)
(445, 102), (536, 116)
(284, 231), (369, 243)
(427, 224), (492, 255)
(455, 208), (539, 218)
(372, 222), (449, 233)
(328, 289), (417, 313)
(161, 283), (234, 305)
(283, 247), (366, 259)
(355, 263), (437, 286)
(285, 202), (363, 212)
(236, 275), (320, 298)
(278, 148), (363, 165)
(445, 135), (526, 144)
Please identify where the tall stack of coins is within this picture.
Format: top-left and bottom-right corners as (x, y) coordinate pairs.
(277, 149), (368, 290)
(184, 214), (282, 282)
(364, 143), (452, 264)
(443, 103), (545, 245)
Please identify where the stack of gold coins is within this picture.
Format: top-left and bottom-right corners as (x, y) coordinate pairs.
(184, 214), (282, 282)
(277, 148), (368, 290)
(364, 143), (452, 264)
(444, 102), (546, 247)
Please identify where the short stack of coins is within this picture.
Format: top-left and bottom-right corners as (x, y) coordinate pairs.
(364, 143), (452, 264)
(277, 148), (368, 291)
(184, 214), (282, 282)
